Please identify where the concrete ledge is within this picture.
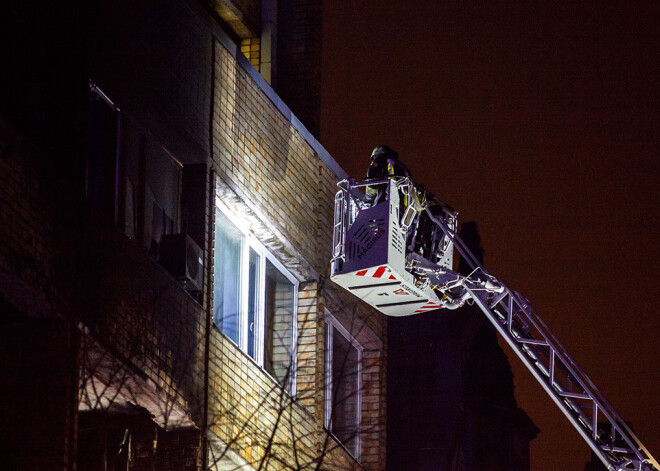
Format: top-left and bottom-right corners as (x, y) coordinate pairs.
(215, 173), (320, 282)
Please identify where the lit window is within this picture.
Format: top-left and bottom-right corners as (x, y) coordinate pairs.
(324, 313), (361, 459)
(213, 199), (297, 390)
(240, 37), (261, 71)
(213, 208), (243, 344)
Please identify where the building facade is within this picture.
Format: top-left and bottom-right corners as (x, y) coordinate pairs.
(387, 223), (539, 471)
(1, 0), (386, 470)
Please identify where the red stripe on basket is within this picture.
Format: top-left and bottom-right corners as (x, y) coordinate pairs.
(356, 270), (367, 276)
(373, 266), (386, 278)
(415, 306), (444, 313)
(413, 303), (441, 312)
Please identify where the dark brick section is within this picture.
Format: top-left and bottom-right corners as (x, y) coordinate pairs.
(2, 1), (213, 468)
(0, 100), (207, 471)
(86, 0), (213, 165)
(0, 305), (77, 471)
(78, 411), (201, 471)
(277, 0), (323, 138)
(1, 0), (385, 469)
(0, 88), (79, 468)
(0, 116), (62, 320)
(2, 1), (83, 160)
(78, 212), (207, 425)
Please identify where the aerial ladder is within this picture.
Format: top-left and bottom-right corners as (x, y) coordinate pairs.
(330, 177), (659, 471)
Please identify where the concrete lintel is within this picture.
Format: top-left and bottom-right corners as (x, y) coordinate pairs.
(207, 0), (257, 38)
(215, 173), (320, 283)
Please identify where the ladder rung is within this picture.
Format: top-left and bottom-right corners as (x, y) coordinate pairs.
(558, 391), (591, 400)
(515, 338), (548, 346)
(489, 290), (508, 308)
(599, 445), (636, 454)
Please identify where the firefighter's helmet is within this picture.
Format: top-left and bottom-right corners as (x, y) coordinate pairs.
(370, 145), (398, 161)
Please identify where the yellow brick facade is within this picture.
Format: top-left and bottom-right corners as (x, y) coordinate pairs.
(208, 39), (387, 470)
(0, 1), (385, 469)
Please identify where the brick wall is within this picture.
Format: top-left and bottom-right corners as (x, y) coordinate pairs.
(206, 0), (322, 138)
(0, 116), (77, 471)
(213, 42), (330, 275)
(1, 1), (387, 470)
(207, 314), (360, 470)
(88, 0), (212, 165)
(210, 31), (387, 469)
(77, 215), (207, 427)
(241, 37), (262, 70)
(0, 116), (61, 319)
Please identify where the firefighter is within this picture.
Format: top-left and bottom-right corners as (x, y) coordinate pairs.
(428, 198), (457, 263)
(410, 184), (431, 255)
(364, 145), (412, 206)
(416, 187), (457, 263)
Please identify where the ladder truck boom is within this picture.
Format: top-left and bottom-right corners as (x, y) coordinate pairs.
(330, 177), (659, 471)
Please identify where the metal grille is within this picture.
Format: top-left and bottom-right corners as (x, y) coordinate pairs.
(346, 218), (386, 260)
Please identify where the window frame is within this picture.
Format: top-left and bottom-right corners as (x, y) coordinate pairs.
(87, 81), (186, 250)
(214, 196), (299, 392)
(324, 310), (362, 460)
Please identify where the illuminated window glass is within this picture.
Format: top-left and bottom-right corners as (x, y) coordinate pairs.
(213, 199), (297, 391)
(247, 248), (260, 359)
(213, 208), (243, 344)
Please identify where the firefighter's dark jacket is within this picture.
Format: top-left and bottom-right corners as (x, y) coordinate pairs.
(365, 155), (412, 203)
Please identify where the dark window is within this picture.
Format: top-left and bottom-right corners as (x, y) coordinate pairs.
(86, 83), (183, 255)
(325, 315), (361, 459)
(264, 259), (295, 386)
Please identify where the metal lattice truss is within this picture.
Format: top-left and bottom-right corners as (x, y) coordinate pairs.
(423, 208), (659, 471)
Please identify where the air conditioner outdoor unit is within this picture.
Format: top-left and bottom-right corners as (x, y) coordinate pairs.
(159, 233), (204, 293)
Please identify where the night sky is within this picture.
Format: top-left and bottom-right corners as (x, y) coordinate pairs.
(320, 2), (660, 470)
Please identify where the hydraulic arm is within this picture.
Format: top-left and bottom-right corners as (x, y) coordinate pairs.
(330, 177), (658, 471)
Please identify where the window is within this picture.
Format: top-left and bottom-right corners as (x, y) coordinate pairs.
(324, 313), (362, 460)
(213, 198), (297, 390)
(143, 139), (182, 254)
(86, 82), (184, 253)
